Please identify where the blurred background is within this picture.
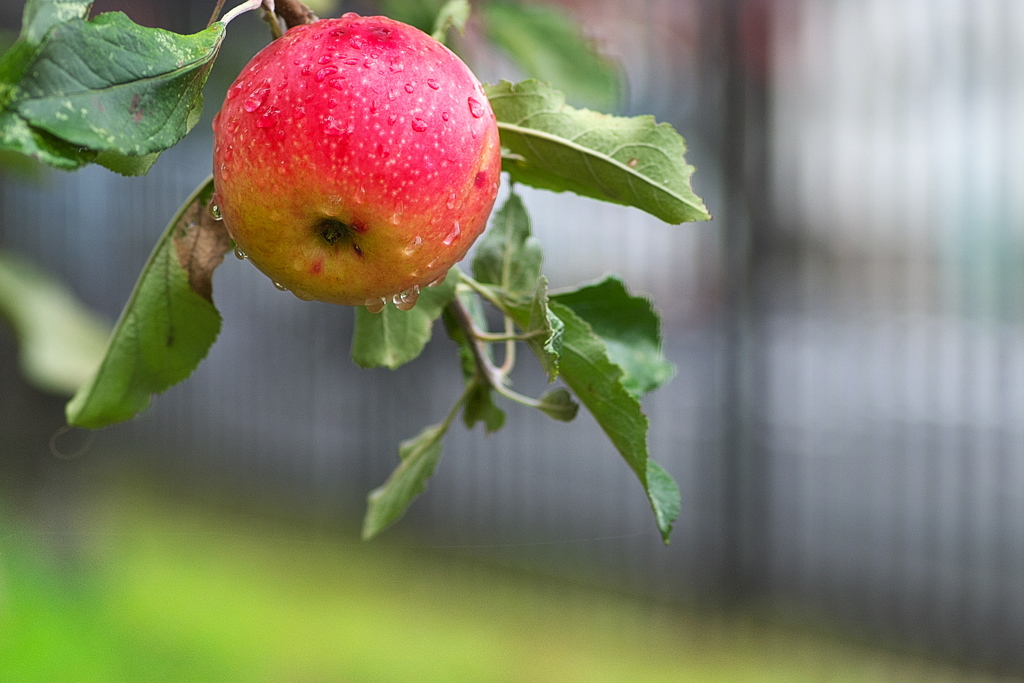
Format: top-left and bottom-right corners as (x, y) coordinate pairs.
(2, 0), (1023, 679)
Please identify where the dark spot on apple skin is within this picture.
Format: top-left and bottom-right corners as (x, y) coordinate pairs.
(351, 219), (369, 233)
(353, 243), (363, 257)
(310, 259), (323, 274)
(316, 217), (351, 245)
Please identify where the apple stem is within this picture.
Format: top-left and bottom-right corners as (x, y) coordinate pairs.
(220, 0), (270, 27)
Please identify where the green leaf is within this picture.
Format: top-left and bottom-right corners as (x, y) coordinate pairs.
(0, 109), (95, 170)
(471, 192), (542, 294)
(536, 387), (578, 422)
(351, 271), (458, 369)
(547, 300), (679, 543)
(65, 177), (232, 429)
(484, 80), (711, 225)
(362, 422), (448, 540)
(552, 276), (674, 397)
(431, 0), (470, 43)
(0, 0), (92, 91)
(0, 250), (110, 396)
(11, 13), (224, 158)
(463, 379), (506, 432)
(482, 1), (621, 111)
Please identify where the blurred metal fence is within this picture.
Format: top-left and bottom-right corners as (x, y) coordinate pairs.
(2, 0), (1024, 675)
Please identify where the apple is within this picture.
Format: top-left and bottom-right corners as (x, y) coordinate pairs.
(211, 13), (501, 310)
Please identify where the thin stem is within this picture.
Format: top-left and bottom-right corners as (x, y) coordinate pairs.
(499, 316), (517, 375)
(456, 271), (509, 314)
(440, 378), (477, 432)
(473, 328), (546, 343)
(446, 291), (550, 413)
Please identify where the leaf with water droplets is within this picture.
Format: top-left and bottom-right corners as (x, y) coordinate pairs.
(66, 177), (232, 428)
(484, 79), (710, 225)
(0, 8), (224, 173)
(351, 270), (457, 369)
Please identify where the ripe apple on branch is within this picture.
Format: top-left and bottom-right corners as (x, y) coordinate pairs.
(0, 0), (710, 542)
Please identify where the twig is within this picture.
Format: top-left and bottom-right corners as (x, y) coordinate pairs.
(445, 296), (547, 411)
(274, 0), (319, 28)
(207, 0), (228, 27)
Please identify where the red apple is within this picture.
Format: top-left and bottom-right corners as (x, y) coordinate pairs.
(211, 13), (501, 310)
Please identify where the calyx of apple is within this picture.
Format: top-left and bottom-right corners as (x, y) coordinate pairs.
(212, 12), (501, 310)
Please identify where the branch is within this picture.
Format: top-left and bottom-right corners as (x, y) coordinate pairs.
(274, 0), (319, 28)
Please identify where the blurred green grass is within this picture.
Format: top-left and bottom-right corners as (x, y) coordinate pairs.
(0, 482), (1012, 683)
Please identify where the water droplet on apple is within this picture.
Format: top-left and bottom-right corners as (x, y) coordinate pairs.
(256, 107), (281, 128)
(322, 116), (353, 136)
(370, 99), (378, 114)
(315, 65), (339, 82)
(468, 97), (485, 118)
(365, 297), (386, 314)
(427, 79), (440, 90)
(404, 82), (414, 93)
(210, 203), (223, 220)
(391, 211), (402, 225)
(227, 83), (243, 99)
(387, 114), (398, 125)
(427, 276), (446, 288)
(411, 118), (427, 132)
(446, 192), (456, 210)
(318, 54), (333, 65)
(328, 79), (346, 90)
(387, 89), (396, 101)
(343, 57), (359, 66)
(272, 280), (288, 292)
(389, 60), (405, 73)
(427, 257), (440, 270)
(441, 111), (450, 121)
(403, 236), (423, 255)
(293, 289), (315, 301)
(350, 36), (364, 50)
(328, 98), (338, 108)
(233, 246), (247, 260)
(293, 106), (306, 119)
(393, 286), (420, 311)
(342, 12), (359, 19)
(276, 80), (288, 91)
(443, 221), (461, 245)
(376, 143), (390, 157)
(244, 84), (270, 112)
